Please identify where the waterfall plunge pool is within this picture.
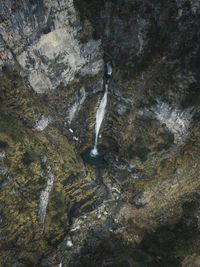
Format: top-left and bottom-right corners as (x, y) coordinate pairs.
(81, 145), (108, 168)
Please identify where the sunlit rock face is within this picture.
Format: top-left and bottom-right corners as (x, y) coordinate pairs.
(0, 0), (103, 93)
(66, 87), (86, 124)
(34, 115), (51, 131)
(144, 100), (194, 142)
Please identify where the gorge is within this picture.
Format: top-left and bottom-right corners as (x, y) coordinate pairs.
(1, 0), (200, 266)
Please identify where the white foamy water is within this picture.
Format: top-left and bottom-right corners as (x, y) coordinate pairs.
(39, 166), (55, 226)
(66, 238), (73, 248)
(106, 61), (112, 77)
(90, 84), (108, 156)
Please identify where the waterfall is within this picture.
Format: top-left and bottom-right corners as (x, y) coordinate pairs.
(39, 166), (54, 227)
(106, 61), (112, 77)
(90, 83), (108, 157)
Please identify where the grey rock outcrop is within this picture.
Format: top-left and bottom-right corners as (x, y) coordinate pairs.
(0, 0), (103, 93)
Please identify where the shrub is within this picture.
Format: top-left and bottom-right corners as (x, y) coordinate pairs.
(0, 112), (24, 142)
(0, 140), (9, 149)
(22, 149), (40, 165)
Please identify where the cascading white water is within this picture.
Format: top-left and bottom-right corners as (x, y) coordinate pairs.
(90, 84), (108, 157)
(106, 61), (112, 77)
(39, 166), (54, 228)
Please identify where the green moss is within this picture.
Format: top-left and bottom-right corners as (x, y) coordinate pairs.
(40, 161), (47, 171)
(0, 112), (25, 142)
(142, 161), (156, 177)
(156, 143), (167, 151)
(118, 168), (130, 179)
(0, 140), (9, 149)
(0, 70), (87, 265)
(160, 159), (167, 167)
(22, 149), (40, 165)
(4, 158), (11, 167)
(160, 131), (174, 144)
(182, 201), (198, 215)
(154, 130), (174, 151)
(175, 240), (193, 256)
(48, 191), (69, 227)
(139, 117), (158, 129)
(124, 117), (159, 161)
(126, 144), (150, 161)
(156, 226), (176, 244)
(0, 175), (6, 185)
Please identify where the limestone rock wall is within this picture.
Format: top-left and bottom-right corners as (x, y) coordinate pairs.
(0, 0), (103, 92)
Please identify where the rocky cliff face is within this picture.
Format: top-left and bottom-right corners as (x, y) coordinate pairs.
(0, 0), (103, 92)
(1, 0), (200, 266)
